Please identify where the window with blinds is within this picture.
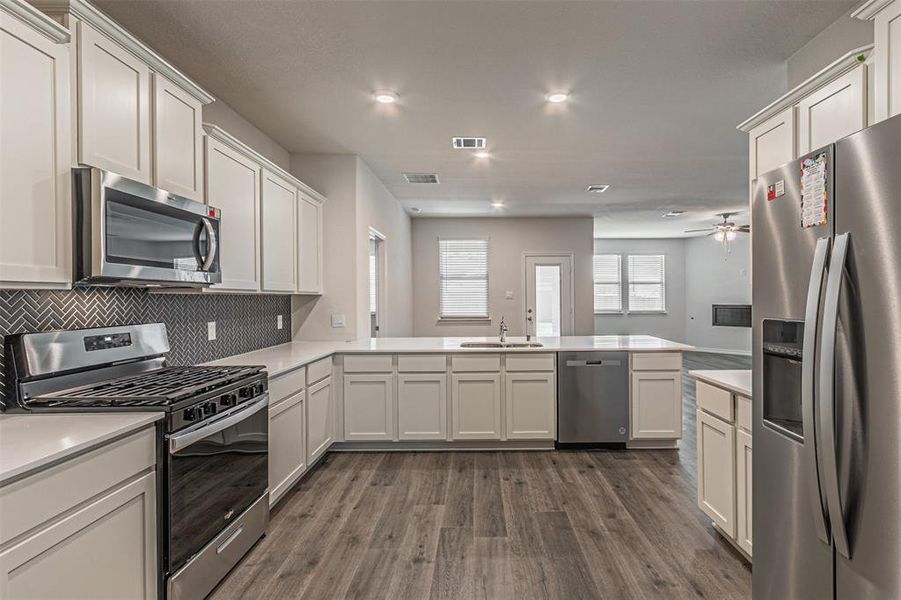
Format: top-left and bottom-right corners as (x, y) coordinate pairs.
(439, 238), (489, 318)
(593, 254), (622, 313)
(627, 255), (666, 312)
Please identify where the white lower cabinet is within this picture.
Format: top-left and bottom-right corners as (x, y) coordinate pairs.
(630, 371), (682, 440)
(736, 428), (753, 556)
(451, 373), (502, 440)
(306, 376), (333, 462)
(268, 391), (306, 506)
(343, 374), (394, 441)
(697, 409), (736, 537)
(397, 373), (447, 440)
(504, 372), (555, 440)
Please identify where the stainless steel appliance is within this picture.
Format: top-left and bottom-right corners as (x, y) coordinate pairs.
(73, 168), (222, 286)
(556, 351), (628, 447)
(3, 324), (268, 600)
(752, 114), (901, 599)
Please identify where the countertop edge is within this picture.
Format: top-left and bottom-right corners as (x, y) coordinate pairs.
(689, 370), (752, 397)
(0, 412), (163, 486)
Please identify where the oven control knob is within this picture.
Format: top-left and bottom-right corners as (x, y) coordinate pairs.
(238, 386), (252, 398)
(220, 393), (237, 408)
(183, 407), (197, 421)
(203, 402), (215, 416)
(254, 382), (265, 396)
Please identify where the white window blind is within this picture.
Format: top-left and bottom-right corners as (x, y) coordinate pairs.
(439, 239), (489, 318)
(593, 254), (622, 313)
(627, 255), (666, 312)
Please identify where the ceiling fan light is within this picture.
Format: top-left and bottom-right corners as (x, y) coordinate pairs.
(726, 230), (737, 241)
(713, 231), (726, 242)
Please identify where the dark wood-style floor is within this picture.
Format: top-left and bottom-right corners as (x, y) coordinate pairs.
(211, 352), (753, 600)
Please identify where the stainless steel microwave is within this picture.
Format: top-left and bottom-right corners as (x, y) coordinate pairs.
(73, 168), (222, 286)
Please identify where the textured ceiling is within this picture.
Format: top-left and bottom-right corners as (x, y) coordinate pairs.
(94, 0), (856, 237)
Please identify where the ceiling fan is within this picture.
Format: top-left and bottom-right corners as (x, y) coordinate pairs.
(685, 212), (750, 242)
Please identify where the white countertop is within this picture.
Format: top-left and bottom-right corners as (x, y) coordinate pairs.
(209, 335), (693, 378)
(689, 369), (752, 397)
(0, 412), (162, 485)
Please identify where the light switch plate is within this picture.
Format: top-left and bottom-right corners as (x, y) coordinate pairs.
(277, 315), (283, 330)
(331, 314), (346, 328)
(505, 291), (514, 299)
(207, 321), (217, 341)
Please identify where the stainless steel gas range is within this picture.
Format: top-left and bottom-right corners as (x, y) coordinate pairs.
(3, 323), (269, 600)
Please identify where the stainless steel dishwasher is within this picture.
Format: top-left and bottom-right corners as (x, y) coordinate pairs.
(557, 351), (629, 448)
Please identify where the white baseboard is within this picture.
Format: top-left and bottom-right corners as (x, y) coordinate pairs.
(689, 346), (752, 357)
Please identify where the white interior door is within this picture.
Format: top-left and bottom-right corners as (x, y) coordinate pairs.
(524, 254), (574, 337)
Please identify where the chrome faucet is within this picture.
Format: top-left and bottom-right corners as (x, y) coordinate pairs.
(499, 316), (508, 343)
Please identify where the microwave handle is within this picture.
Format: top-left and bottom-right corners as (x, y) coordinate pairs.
(193, 218), (218, 272)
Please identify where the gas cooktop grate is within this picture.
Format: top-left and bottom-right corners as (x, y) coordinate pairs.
(32, 365), (263, 408)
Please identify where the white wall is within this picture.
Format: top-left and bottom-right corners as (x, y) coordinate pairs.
(289, 154), (413, 341)
(787, 8), (873, 89)
(411, 217), (595, 337)
(593, 239), (687, 342)
(684, 235), (751, 353)
(355, 159), (413, 337)
(203, 101), (291, 170)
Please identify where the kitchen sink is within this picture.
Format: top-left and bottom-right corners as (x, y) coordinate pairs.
(459, 341), (544, 348)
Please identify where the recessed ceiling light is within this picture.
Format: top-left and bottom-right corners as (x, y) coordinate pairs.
(373, 89), (398, 104)
(546, 91), (569, 103)
(474, 151), (491, 159)
(586, 184), (610, 193)
(662, 210), (686, 218)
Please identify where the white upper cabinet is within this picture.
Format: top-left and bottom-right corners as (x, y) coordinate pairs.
(749, 108), (795, 181)
(261, 168), (298, 293)
(77, 20), (151, 182)
(205, 132), (261, 291)
(854, 0), (901, 121)
(797, 64), (867, 155)
(296, 192), (324, 294)
(0, 3), (72, 288)
(153, 74), (203, 200)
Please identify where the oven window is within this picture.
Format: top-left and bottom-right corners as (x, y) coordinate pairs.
(167, 406), (267, 571)
(105, 188), (209, 271)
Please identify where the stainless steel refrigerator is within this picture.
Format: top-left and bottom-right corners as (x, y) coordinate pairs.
(752, 113), (901, 599)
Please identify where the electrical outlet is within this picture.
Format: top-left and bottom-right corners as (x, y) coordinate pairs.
(331, 314), (346, 328)
(207, 321), (217, 341)
(505, 290), (514, 300)
(277, 315), (283, 330)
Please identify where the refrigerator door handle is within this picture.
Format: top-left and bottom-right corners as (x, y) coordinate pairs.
(802, 236), (831, 545)
(819, 231), (851, 559)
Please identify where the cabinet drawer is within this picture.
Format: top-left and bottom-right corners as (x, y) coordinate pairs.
(505, 353), (555, 372)
(631, 352), (682, 371)
(0, 427), (155, 544)
(397, 354), (447, 373)
(343, 354), (392, 373)
(452, 354), (501, 372)
(697, 381), (734, 422)
(306, 357), (333, 384)
(269, 367), (306, 405)
(736, 394), (752, 432)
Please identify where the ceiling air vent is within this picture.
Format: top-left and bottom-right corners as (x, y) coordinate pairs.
(452, 137), (487, 149)
(403, 173), (440, 184)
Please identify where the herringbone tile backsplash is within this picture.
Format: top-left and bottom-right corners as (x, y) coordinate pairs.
(0, 288), (291, 401)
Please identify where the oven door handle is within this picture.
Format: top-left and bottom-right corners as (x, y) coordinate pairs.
(168, 393), (269, 454)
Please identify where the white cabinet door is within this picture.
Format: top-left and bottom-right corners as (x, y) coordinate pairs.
(343, 374), (395, 441)
(0, 472), (156, 599)
(153, 74), (203, 200)
(697, 410), (736, 537)
(397, 373), (447, 440)
(269, 392), (306, 507)
(77, 20), (151, 182)
(261, 168), (297, 292)
(630, 371), (682, 439)
(505, 372), (555, 440)
(874, 1), (901, 121)
(736, 428), (753, 556)
(451, 373), (502, 440)
(0, 11), (71, 287)
(797, 65), (867, 155)
(306, 376), (333, 462)
(748, 107), (795, 180)
(206, 136), (261, 291)
(296, 192), (323, 294)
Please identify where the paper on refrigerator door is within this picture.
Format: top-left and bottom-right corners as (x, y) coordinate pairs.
(800, 152), (828, 228)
